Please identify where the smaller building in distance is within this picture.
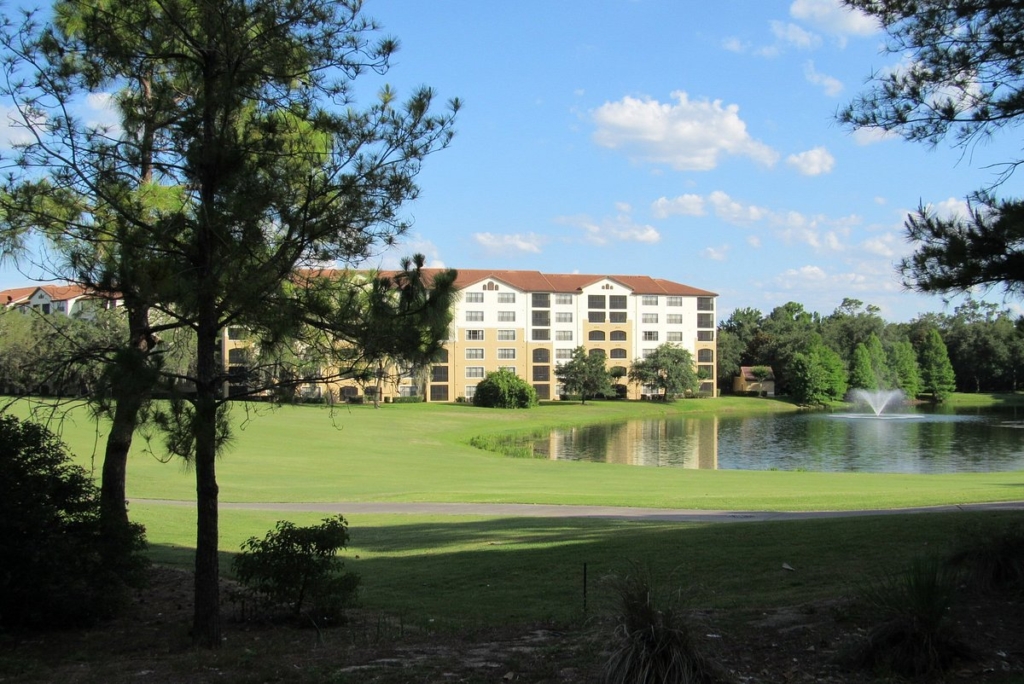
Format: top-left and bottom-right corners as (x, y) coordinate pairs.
(733, 366), (775, 397)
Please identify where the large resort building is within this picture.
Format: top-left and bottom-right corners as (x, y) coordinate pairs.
(1, 269), (718, 402)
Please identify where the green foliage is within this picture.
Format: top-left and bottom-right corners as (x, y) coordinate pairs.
(949, 520), (1024, 595)
(918, 328), (957, 401)
(788, 340), (846, 406)
(628, 343), (699, 399)
(0, 415), (147, 630)
(848, 344), (877, 390)
(888, 340), (923, 399)
(472, 369), (538, 409)
(601, 562), (720, 684)
(232, 516), (360, 622)
(554, 346), (613, 404)
(846, 556), (971, 678)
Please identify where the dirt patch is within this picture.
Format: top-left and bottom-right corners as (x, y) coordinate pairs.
(1, 566), (1022, 683)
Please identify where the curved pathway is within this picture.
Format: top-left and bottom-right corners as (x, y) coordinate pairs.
(134, 498), (1024, 523)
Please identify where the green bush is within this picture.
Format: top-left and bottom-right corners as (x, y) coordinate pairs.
(949, 520), (1024, 595)
(232, 515), (360, 623)
(0, 415), (148, 631)
(845, 555), (972, 678)
(472, 369), (538, 409)
(600, 563), (721, 684)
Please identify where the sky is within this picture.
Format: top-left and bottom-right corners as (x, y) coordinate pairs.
(2, 0), (1022, 323)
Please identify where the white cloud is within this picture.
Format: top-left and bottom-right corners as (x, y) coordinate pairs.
(789, 0), (878, 41)
(472, 232), (546, 255)
(804, 61), (843, 96)
(0, 105), (39, 148)
(557, 206), (661, 246)
(747, 235), (762, 248)
(592, 91), (779, 171)
(932, 197), (971, 220)
(708, 190), (770, 224)
(702, 245), (730, 261)
(786, 146), (835, 175)
(770, 20), (822, 50)
(721, 37), (746, 53)
(651, 194), (706, 219)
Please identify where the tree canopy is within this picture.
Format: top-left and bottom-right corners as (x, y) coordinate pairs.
(554, 346), (613, 404)
(628, 343), (700, 400)
(840, 0), (1024, 298)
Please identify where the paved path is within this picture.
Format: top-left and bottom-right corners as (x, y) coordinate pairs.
(134, 499), (1024, 523)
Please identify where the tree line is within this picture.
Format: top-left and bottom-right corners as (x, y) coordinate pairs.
(717, 297), (1022, 405)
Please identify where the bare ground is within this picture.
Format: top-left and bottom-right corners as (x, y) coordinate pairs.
(2, 566), (1022, 683)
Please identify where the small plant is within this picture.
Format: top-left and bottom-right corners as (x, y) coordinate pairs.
(949, 520), (1024, 595)
(232, 515), (360, 624)
(845, 555), (972, 678)
(600, 562), (721, 684)
(472, 369), (538, 409)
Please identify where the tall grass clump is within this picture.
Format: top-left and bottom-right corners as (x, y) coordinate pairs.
(949, 520), (1024, 595)
(845, 555), (972, 678)
(599, 563), (722, 684)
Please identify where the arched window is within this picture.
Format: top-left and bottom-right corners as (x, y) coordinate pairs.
(610, 330), (627, 341)
(533, 348), (550, 363)
(588, 348), (606, 358)
(610, 348), (627, 359)
(588, 330), (606, 341)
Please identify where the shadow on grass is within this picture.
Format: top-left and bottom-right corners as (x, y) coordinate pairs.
(147, 510), (1024, 628)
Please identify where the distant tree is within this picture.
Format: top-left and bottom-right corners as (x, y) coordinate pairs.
(554, 346), (613, 404)
(788, 341), (847, 407)
(473, 370), (538, 409)
(750, 365), (772, 397)
(715, 329), (745, 394)
(889, 340), (923, 399)
(820, 298), (886, 368)
(747, 302), (819, 395)
(628, 344), (699, 400)
(918, 328), (957, 402)
(849, 344), (878, 391)
(840, 1), (1024, 299)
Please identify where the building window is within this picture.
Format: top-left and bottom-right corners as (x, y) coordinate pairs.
(588, 330), (606, 341)
(642, 331), (659, 341)
(610, 348), (627, 359)
(399, 385), (418, 397)
(589, 348), (606, 358)
(610, 330), (627, 341)
(498, 348), (516, 360)
(464, 385), (478, 401)
(499, 366), (516, 374)
(555, 311), (573, 323)
(667, 331), (683, 342)
(555, 348), (573, 360)
(431, 365), (449, 382)
(465, 292), (484, 303)
(465, 329), (484, 341)
(533, 383), (550, 400)
(697, 330), (715, 342)
(497, 329), (516, 341)
(697, 313), (714, 328)
(609, 295), (627, 309)
(227, 327), (247, 340)
(698, 349), (714, 363)
(430, 385), (449, 401)
(532, 310), (550, 326)
(643, 348), (656, 358)
(697, 297), (714, 311)
(555, 293), (573, 305)
(498, 311), (516, 322)
(666, 314), (683, 325)
(497, 293), (516, 303)
(533, 365), (550, 381)
(532, 293), (550, 308)
(555, 330), (573, 341)
(642, 313), (658, 324)
(484, 282), (499, 291)
(588, 311), (606, 324)
(466, 310), (484, 322)
(465, 348), (484, 359)
(466, 366), (485, 378)
(698, 364), (714, 378)
(532, 329), (550, 341)
(588, 295), (606, 309)
(436, 348), (449, 363)
(609, 311), (627, 323)
(667, 296), (683, 307)
(533, 348), (550, 363)
(642, 295), (658, 306)
(228, 348), (247, 364)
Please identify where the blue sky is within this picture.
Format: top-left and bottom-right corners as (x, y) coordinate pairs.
(3, 0), (1022, 322)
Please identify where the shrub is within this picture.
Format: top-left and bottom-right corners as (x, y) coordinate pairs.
(949, 520), (1024, 595)
(472, 369), (538, 409)
(600, 563), (721, 684)
(0, 415), (147, 630)
(845, 555), (972, 678)
(232, 515), (360, 623)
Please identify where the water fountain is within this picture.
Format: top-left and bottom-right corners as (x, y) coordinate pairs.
(849, 388), (905, 416)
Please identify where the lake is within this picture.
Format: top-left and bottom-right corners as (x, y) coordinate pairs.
(523, 406), (1024, 473)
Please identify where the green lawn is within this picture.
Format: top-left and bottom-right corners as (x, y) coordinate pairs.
(7, 395), (1023, 512)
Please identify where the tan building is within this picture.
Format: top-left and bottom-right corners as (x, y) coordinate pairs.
(422, 269), (717, 402)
